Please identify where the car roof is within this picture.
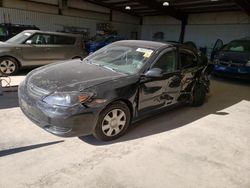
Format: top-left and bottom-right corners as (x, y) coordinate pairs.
(22, 30), (82, 37)
(114, 40), (174, 50)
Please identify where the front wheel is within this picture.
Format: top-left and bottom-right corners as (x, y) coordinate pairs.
(0, 57), (19, 76)
(93, 101), (131, 141)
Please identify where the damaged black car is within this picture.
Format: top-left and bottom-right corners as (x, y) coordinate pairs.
(19, 40), (212, 141)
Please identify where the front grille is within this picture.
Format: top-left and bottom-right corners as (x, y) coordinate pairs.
(45, 125), (72, 134)
(219, 60), (244, 67)
(27, 83), (50, 99)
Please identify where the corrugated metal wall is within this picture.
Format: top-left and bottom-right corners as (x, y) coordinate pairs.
(141, 12), (250, 54)
(0, 7), (97, 32)
(0, 7), (140, 38)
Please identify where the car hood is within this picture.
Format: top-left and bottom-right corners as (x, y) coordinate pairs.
(26, 59), (127, 93)
(216, 51), (250, 64)
(0, 41), (22, 48)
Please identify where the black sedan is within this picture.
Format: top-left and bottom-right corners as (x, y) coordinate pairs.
(19, 40), (212, 141)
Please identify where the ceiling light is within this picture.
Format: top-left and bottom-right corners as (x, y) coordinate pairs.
(125, 6), (131, 10)
(163, 2), (170, 6)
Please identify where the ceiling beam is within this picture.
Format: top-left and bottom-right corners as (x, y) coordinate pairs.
(84, 0), (140, 17)
(177, 4), (238, 10)
(234, 0), (250, 16)
(172, 0), (226, 6)
(185, 7), (240, 14)
(134, 0), (187, 21)
(109, 1), (133, 6)
(175, 2), (235, 9)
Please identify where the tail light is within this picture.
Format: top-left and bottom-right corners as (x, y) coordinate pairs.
(80, 42), (85, 50)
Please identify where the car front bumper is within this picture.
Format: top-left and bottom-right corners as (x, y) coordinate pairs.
(18, 82), (101, 137)
(214, 64), (250, 80)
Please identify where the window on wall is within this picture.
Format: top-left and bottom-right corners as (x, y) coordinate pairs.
(152, 51), (177, 73)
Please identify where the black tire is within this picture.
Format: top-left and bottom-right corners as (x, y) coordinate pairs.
(190, 83), (206, 107)
(212, 72), (219, 78)
(0, 57), (19, 76)
(93, 101), (131, 141)
(72, 56), (82, 59)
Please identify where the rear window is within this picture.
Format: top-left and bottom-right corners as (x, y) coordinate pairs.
(53, 35), (76, 45)
(222, 41), (250, 52)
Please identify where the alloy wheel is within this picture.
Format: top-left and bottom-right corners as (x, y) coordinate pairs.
(0, 60), (16, 75)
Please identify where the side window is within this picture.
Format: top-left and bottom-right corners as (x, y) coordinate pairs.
(26, 34), (52, 45)
(180, 50), (197, 69)
(53, 35), (76, 45)
(152, 51), (177, 73)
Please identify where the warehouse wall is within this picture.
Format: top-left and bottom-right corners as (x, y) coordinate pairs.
(141, 15), (181, 42)
(141, 11), (250, 54)
(0, 0), (140, 39)
(186, 12), (250, 54)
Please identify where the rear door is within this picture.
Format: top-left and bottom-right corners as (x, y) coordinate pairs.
(48, 35), (77, 60)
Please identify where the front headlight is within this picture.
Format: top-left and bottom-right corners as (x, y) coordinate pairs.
(43, 91), (92, 107)
(246, 60), (250, 67)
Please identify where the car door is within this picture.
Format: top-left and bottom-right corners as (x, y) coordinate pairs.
(49, 34), (77, 60)
(211, 39), (224, 61)
(179, 48), (200, 92)
(21, 33), (55, 65)
(138, 48), (181, 114)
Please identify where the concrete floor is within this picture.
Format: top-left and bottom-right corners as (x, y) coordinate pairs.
(0, 76), (250, 188)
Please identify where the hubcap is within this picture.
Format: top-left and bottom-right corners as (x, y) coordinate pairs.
(102, 109), (126, 137)
(0, 60), (16, 74)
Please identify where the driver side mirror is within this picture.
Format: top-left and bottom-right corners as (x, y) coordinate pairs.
(25, 40), (33, 45)
(144, 68), (163, 78)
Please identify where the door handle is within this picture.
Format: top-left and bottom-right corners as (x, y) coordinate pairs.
(169, 76), (181, 88)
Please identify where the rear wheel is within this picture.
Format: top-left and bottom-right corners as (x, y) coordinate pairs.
(0, 57), (19, 76)
(190, 83), (206, 107)
(93, 101), (131, 141)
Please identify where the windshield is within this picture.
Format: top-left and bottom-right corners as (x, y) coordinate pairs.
(6, 31), (33, 43)
(222, 40), (250, 52)
(85, 44), (154, 74)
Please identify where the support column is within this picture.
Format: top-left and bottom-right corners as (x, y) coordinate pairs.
(179, 15), (188, 43)
(109, 9), (113, 22)
(58, 0), (67, 15)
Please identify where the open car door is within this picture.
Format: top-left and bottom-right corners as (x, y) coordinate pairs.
(210, 39), (223, 61)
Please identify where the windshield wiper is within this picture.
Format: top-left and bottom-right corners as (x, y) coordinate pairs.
(86, 60), (119, 72)
(102, 65), (119, 72)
